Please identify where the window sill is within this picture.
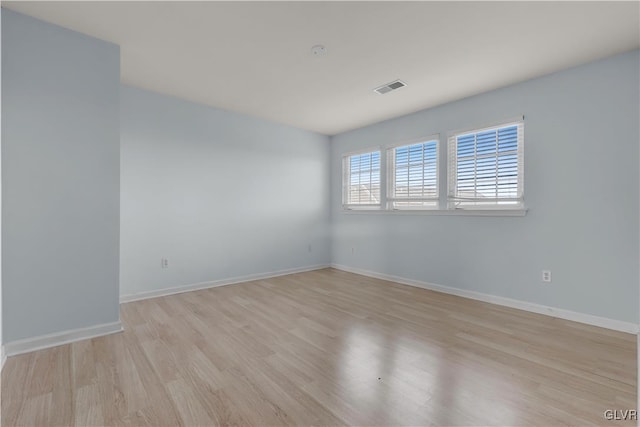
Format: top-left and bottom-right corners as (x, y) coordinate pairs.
(341, 208), (528, 217)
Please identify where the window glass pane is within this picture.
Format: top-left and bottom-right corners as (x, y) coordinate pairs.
(391, 139), (438, 209)
(344, 150), (380, 206)
(498, 126), (518, 152)
(450, 122), (523, 209)
(476, 130), (496, 156)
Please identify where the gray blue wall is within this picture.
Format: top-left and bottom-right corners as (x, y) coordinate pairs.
(2, 10), (120, 342)
(330, 50), (640, 324)
(120, 86), (330, 297)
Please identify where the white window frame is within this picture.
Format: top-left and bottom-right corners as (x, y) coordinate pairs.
(447, 118), (524, 210)
(339, 117), (527, 216)
(386, 135), (440, 210)
(342, 148), (382, 209)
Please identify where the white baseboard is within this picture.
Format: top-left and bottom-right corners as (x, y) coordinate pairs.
(331, 263), (639, 334)
(120, 264), (330, 304)
(4, 321), (123, 358)
(1, 345), (5, 372)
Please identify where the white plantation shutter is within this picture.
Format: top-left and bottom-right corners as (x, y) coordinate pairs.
(343, 150), (381, 207)
(448, 120), (524, 209)
(387, 139), (438, 209)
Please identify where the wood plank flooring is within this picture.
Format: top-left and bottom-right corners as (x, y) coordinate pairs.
(2, 268), (636, 426)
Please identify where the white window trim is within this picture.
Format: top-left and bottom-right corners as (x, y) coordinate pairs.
(446, 116), (525, 137)
(386, 135), (440, 211)
(342, 148), (383, 210)
(342, 208), (527, 216)
(447, 117), (525, 211)
(339, 117), (527, 216)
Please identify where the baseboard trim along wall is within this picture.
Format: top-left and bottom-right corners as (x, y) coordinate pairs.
(3, 321), (123, 357)
(331, 264), (639, 334)
(120, 264), (330, 304)
(3, 264), (633, 359)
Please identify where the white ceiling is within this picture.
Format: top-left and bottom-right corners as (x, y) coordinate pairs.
(4, 1), (640, 135)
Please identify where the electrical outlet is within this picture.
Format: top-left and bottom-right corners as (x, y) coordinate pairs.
(351, 247), (355, 255)
(542, 270), (551, 283)
(161, 258), (169, 269)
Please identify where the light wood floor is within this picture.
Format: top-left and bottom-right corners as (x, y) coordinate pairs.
(2, 268), (636, 426)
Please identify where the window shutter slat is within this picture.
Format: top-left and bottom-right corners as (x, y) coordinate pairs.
(448, 121), (524, 209)
(343, 150), (381, 207)
(387, 139), (439, 209)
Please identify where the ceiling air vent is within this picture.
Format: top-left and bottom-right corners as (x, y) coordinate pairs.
(374, 80), (406, 95)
